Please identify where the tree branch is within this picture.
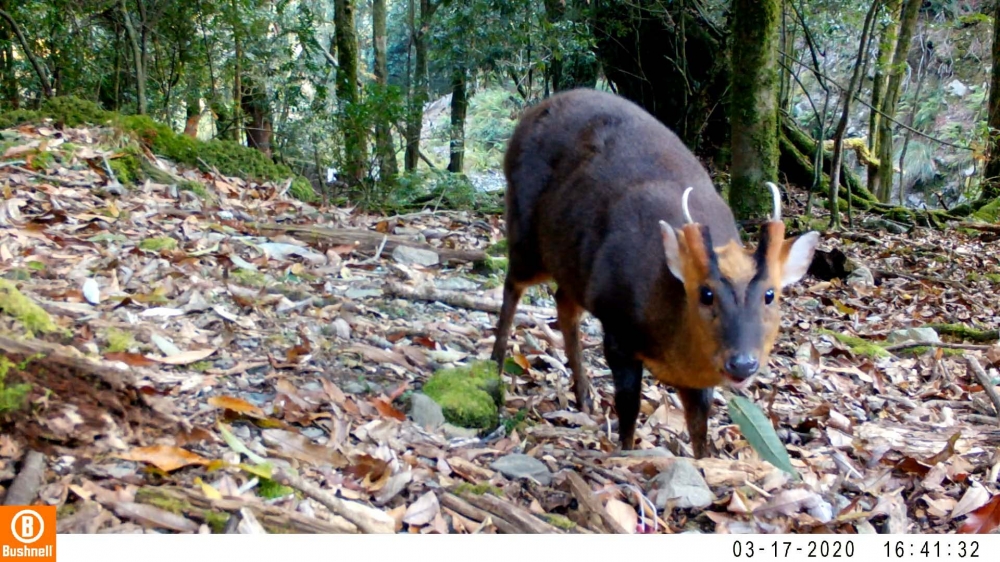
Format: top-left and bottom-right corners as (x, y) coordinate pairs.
(0, 9), (53, 98)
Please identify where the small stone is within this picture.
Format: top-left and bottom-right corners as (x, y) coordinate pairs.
(332, 317), (351, 339)
(345, 288), (382, 299)
(647, 459), (714, 510)
(846, 266), (875, 288)
(490, 453), (553, 486)
(886, 327), (940, 345)
(617, 448), (675, 458)
(946, 79), (969, 97)
(391, 245), (439, 267)
(343, 381), (367, 395)
(410, 393), (445, 430)
(214, 356), (236, 370)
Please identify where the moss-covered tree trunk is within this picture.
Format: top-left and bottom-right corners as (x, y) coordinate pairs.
(404, 0), (436, 172)
(372, 0), (397, 181)
(875, 0), (920, 202)
(729, 0), (780, 219)
(447, 65), (467, 173)
(867, 0), (901, 195)
(828, 0), (879, 229)
(982, 0), (1000, 202)
(335, 0), (366, 183)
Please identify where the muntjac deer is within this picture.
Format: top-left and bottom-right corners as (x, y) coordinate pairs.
(491, 89), (819, 458)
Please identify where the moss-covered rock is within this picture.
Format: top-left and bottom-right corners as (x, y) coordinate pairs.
(422, 360), (504, 429)
(0, 96), (316, 202)
(0, 279), (61, 336)
(972, 197), (1000, 223)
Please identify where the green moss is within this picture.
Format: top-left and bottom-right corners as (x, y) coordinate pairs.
(422, 360), (504, 429)
(972, 197), (1000, 223)
(985, 274), (1000, 284)
(453, 483), (502, 496)
(138, 237), (178, 252)
(819, 329), (890, 359)
(258, 478), (294, 499)
(231, 269), (268, 288)
(486, 239), (508, 257)
(541, 513), (578, 530)
(179, 180), (209, 198)
(289, 177), (317, 202)
(925, 323), (999, 343)
(204, 511), (231, 533)
(104, 328), (136, 353)
(190, 361), (213, 372)
(30, 150), (55, 171)
(108, 152), (142, 186)
(0, 279), (61, 336)
(0, 357), (31, 414)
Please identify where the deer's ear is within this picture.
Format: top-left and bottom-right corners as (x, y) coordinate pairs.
(660, 221), (686, 282)
(779, 231), (819, 287)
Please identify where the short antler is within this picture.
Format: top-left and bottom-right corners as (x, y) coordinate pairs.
(766, 182), (781, 222)
(681, 187), (694, 224)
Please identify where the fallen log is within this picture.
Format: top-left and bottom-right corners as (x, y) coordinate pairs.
(249, 222), (487, 265)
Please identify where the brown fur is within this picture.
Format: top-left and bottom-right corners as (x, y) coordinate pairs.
(491, 89), (807, 458)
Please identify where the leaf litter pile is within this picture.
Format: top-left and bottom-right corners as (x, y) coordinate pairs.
(1, 121), (1000, 535)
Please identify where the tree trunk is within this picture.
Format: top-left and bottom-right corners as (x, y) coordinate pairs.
(593, 0), (729, 155)
(335, 0), (366, 183)
(875, 0), (920, 203)
(448, 66), (467, 173)
(405, 0), (435, 172)
(867, 0), (902, 195)
(896, 32), (929, 205)
(120, 1), (146, 115)
(543, 0), (598, 93)
(983, 0), (1000, 201)
(0, 8), (53, 99)
(728, 0), (781, 220)
(372, 0), (397, 181)
(240, 75), (272, 157)
(0, 17), (15, 108)
(828, 0), (879, 229)
(778, 9), (796, 113)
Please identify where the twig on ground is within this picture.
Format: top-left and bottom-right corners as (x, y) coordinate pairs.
(964, 355), (1000, 424)
(272, 468), (394, 533)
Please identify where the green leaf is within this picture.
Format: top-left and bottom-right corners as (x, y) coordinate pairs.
(728, 395), (799, 479)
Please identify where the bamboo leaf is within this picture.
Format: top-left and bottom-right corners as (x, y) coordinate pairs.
(728, 395), (799, 479)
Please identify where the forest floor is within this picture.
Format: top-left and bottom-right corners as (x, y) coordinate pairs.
(1, 122), (1000, 535)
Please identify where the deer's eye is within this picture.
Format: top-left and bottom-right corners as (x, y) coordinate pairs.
(764, 289), (775, 305)
(699, 286), (714, 306)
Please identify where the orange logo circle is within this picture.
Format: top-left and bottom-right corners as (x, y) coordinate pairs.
(10, 509), (45, 544)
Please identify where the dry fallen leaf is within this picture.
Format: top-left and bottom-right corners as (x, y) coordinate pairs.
(260, 429), (347, 467)
(402, 490), (440, 527)
(958, 494), (1000, 534)
(605, 499), (638, 534)
(120, 445), (209, 472)
(147, 347), (217, 365)
(207, 396), (266, 417)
